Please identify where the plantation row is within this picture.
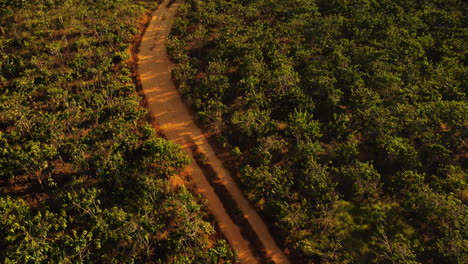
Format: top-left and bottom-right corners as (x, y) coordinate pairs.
(0, 0), (235, 263)
(168, 0), (467, 263)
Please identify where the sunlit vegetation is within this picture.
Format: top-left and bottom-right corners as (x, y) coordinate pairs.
(169, 0), (468, 263)
(0, 0), (236, 262)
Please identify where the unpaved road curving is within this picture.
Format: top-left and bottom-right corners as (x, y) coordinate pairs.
(137, 1), (291, 263)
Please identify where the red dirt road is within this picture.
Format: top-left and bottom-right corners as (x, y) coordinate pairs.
(137, 1), (291, 263)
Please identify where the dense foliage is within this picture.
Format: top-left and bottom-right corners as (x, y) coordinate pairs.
(168, 0), (468, 263)
(0, 0), (236, 263)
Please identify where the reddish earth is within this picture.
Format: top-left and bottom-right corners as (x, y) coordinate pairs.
(137, 1), (291, 263)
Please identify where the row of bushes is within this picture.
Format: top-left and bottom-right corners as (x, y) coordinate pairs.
(0, 0), (236, 263)
(169, 0), (467, 263)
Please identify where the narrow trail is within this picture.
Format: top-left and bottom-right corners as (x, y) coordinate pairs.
(137, 1), (291, 264)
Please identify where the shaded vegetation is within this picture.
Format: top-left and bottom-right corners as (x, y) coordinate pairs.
(0, 0), (236, 263)
(168, 0), (468, 263)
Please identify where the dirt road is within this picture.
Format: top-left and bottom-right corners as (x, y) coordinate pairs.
(137, 1), (291, 263)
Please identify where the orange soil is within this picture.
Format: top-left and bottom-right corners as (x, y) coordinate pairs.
(137, 1), (291, 263)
